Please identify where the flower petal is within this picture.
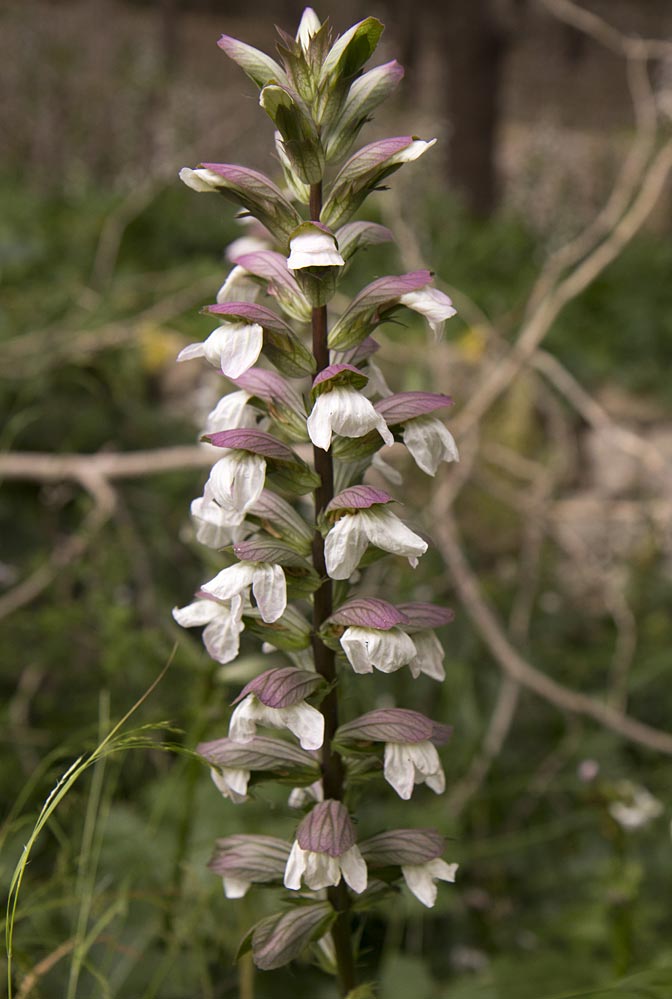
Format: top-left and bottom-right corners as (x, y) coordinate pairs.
(223, 876), (251, 898)
(202, 563), (256, 603)
(384, 742), (416, 800)
(339, 845), (368, 894)
(359, 508), (428, 563)
(408, 629), (446, 681)
(399, 287), (457, 339)
(324, 513), (368, 579)
(340, 626), (417, 674)
(211, 765), (249, 804)
(279, 703), (325, 751)
(401, 858), (458, 907)
(216, 323), (264, 379)
(251, 563), (287, 623)
(284, 840), (307, 890)
(403, 416), (459, 476)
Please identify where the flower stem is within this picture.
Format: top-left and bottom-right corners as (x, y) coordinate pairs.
(309, 181), (357, 995)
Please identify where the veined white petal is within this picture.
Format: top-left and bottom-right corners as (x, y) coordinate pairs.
(228, 695), (261, 743)
(172, 599), (222, 628)
(222, 876), (251, 899)
(251, 563), (287, 623)
(201, 562), (256, 602)
(176, 341), (205, 363)
(210, 764), (249, 803)
(190, 494), (240, 548)
(401, 858), (458, 908)
(208, 452), (266, 520)
(339, 845), (367, 894)
(358, 508), (428, 564)
(340, 626), (417, 674)
(288, 230), (345, 271)
(205, 390), (256, 434)
(306, 393), (336, 450)
(324, 386), (394, 447)
(216, 323), (264, 379)
(408, 629), (446, 681)
(403, 416), (459, 476)
(284, 840), (307, 890)
(288, 779), (324, 809)
(409, 741), (442, 781)
(202, 602), (245, 664)
(278, 703), (325, 751)
(216, 266), (260, 305)
(304, 849), (342, 890)
(399, 285), (456, 338)
(384, 742), (417, 800)
(324, 513), (368, 579)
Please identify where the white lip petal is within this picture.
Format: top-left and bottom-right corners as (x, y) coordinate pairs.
(172, 599), (221, 628)
(179, 166), (224, 192)
(307, 387), (393, 451)
(401, 858), (458, 908)
(403, 416), (459, 476)
(409, 630), (446, 681)
(284, 840), (307, 890)
(279, 703), (325, 751)
(222, 876), (251, 898)
(202, 610), (244, 664)
(202, 562), (256, 602)
(190, 494), (240, 549)
(210, 765), (249, 803)
(228, 695), (262, 744)
(287, 230), (345, 270)
(251, 563), (287, 623)
(207, 453), (266, 520)
(216, 266), (260, 305)
(176, 341), (206, 363)
(399, 286), (456, 338)
(359, 508), (428, 561)
(205, 390), (255, 434)
(216, 323), (264, 379)
(384, 742), (416, 799)
(339, 845), (368, 894)
(324, 514), (368, 579)
(340, 626), (417, 675)
(304, 850), (342, 891)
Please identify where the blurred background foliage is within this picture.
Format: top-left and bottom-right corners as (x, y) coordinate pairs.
(2, 1), (672, 997)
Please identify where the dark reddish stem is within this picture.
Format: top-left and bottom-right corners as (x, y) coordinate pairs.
(309, 181), (357, 995)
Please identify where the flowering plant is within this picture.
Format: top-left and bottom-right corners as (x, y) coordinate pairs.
(175, 8), (458, 991)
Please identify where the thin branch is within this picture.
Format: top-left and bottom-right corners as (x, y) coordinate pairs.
(434, 511), (672, 756)
(540, 0), (672, 59)
(454, 139), (672, 437)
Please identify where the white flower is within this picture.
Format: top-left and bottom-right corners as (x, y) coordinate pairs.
(408, 630), (446, 681)
(399, 286), (457, 338)
(216, 265), (260, 305)
(608, 782), (663, 830)
(340, 626), (417, 675)
(222, 874), (251, 898)
(179, 166), (226, 192)
(189, 488), (250, 549)
(402, 416), (459, 476)
(401, 858), (458, 907)
(204, 390), (258, 435)
(172, 593), (245, 664)
(210, 764), (249, 806)
(296, 7), (321, 49)
(384, 740), (446, 800)
(325, 508), (427, 579)
(284, 840), (367, 893)
(287, 230), (345, 270)
(307, 386), (393, 451)
(206, 451), (266, 525)
(229, 695), (324, 751)
(202, 562), (286, 624)
(176, 322), (263, 379)
(288, 779), (324, 809)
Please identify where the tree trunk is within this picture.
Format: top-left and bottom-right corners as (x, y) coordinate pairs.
(445, 0), (510, 217)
